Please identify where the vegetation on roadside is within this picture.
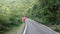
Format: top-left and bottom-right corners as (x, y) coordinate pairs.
(49, 25), (60, 32)
(26, 0), (60, 32)
(0, 0), (36, 34)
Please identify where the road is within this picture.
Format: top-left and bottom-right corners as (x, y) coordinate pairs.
(23, 18), (59, 34)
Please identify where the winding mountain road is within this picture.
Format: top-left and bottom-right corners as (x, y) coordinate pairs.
(23, 18), (59, 34)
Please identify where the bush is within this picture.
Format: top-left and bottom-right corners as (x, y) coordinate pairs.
(54, 25), (60, 32)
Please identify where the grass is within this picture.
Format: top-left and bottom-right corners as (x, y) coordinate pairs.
(49, 25), (60, 32)
(4, 23), (24, 34)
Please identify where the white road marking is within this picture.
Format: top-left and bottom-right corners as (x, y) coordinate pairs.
(23, 23), (27, 34)
(23, 19), (59, 34)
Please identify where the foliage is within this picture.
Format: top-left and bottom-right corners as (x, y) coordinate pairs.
(0, 0), (36, 33)
(54, 25), (60, 32)
(27, 0), (60, 25)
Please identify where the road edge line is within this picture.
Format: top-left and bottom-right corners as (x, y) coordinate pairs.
(23, 23), (27, 34)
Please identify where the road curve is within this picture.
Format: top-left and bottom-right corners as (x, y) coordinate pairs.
(24, 18), (59, 34)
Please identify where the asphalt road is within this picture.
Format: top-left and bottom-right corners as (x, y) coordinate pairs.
(24, 18), (59, 34)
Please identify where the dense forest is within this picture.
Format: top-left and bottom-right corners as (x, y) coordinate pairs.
(0, 0), (60, 34)
(27, 0), (60, 25)
(0, 0), (36, 34)
(27, 0), (60, 32)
